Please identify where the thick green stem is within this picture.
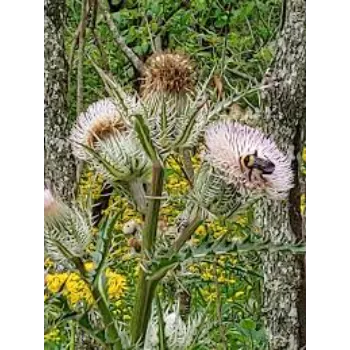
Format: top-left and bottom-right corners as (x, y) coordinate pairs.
(143, 162), (164, 251)
(90, 287), (122, 350)
(131, 161), (164, 344)
(131, 275), (159, 343)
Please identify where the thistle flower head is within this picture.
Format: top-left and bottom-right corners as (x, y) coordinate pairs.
(93, 133), (152, 182)
(139, 52), (210, 156)
(204, 121), (294, 199)
(70, 98), (133, 160)
(188, 163), (253, 220)
(144, 304), (212, 350)
(44, 198), (92, 266)
(141, 52), (195, 99)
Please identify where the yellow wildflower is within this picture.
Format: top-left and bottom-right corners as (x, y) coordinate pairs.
(106, 268), (127, 300)
(218, 276), (226, 283)
(46, 273), (69, 293)
(63, 272), (93, 306)
(188, 265), (198, 273)
(84, 261), (95, 272)
(196, 225), (206, 236)
(44, 328), (60, 343)
(213, 229), (227, 238)
(202, 289), (217, 302)
(201, 271), (213, 281)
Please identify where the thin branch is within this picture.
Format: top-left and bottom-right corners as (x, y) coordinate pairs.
(77, 0), (89, 115)
(170, 154), (193, 188)
(102, 2), (144, 72)
(68, 1), (91, 80)
(225, 66), (258, 84)
(91, 28), (111, 72)
(173, 214), (203, 253)
(181, 149), (195, 184)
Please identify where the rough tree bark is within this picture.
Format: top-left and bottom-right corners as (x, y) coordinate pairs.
(44, 0), (76, 201)
(255, 0), (306, 349)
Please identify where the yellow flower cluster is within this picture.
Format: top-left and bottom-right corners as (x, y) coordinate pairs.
(199, 287), (246, 303)
(78, 170), (104, 201)
(189, 260), (237, 284)
(46, 272), (68, 293)
(64, 273), (94, 305)
(45, 267), (127, 306)
(106, 268), (127, 300)
(165, 157), (190, 196)
(46, 272), (93, 306)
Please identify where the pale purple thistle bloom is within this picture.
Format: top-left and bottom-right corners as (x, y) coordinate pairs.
(204, 121), (294, 200)
(70, 98), (135, 160)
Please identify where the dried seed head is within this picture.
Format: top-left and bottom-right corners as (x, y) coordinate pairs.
(141, 52), (195, 98)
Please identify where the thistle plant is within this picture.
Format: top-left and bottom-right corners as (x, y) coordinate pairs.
(44, 52), (303, 349)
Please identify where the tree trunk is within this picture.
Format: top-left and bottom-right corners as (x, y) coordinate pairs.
(255, 0), (306, 349)
(44, 0), (76, 201)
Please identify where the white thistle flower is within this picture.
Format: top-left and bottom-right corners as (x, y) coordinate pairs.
(44, 192), (92, 265)
(70, 97), (137, 160)
(204, 121), (294, 200)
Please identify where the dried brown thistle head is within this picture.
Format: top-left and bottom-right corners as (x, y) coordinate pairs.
(140, 52), (196, 98)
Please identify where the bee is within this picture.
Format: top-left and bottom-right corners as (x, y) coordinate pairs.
(240, 150), (275, 182)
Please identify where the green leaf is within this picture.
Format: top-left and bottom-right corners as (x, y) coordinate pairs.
(133, 114), (159, 162)
(241, 319), (256, 330)
(94, 212), (122, 287)
(73, 141), (126, 180)
(148, 261), (179, 282)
